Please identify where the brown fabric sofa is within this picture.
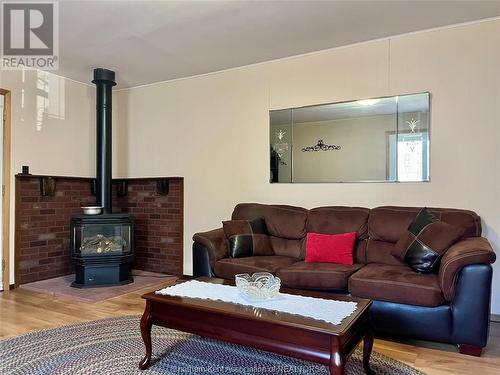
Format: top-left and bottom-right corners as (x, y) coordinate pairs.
(192, 203), (496, 356)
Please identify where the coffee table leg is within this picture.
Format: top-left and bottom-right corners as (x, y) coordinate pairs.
(329, 337), (345, 375)
(139, 301), (153, 370)
(363, 329), (374, 375)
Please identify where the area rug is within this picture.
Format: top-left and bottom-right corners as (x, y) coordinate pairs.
(0, 315), (425, 375)
(19, 271), (177, 302)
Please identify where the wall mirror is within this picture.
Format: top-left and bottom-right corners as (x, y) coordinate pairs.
(270, 92), (430, 183)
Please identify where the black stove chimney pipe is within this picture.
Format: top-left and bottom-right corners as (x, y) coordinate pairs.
(92, 68), (116, 214)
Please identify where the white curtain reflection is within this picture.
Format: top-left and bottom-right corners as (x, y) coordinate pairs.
(35, 70), (65, 131)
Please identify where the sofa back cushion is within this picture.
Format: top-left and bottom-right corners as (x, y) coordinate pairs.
(232, 203), (308, 259)
(270, 237), (304, 258)
(232, 203), (308, 239)
(367, 206), (481, 265)
(366, 240), (405, 265)
(307, 207), (369, 237)
(369, 206), (481, 242)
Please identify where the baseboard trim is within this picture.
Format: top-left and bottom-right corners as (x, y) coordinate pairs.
(491, 314), (500, 322)
(0, 283), (15, 292)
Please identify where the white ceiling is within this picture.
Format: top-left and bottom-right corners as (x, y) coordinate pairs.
(56, 1), (500, 88)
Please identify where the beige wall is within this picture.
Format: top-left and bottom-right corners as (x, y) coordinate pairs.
(0, 70), (95, 176)
(115, 19), (500, 313)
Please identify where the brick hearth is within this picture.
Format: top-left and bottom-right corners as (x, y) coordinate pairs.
(15, 175), (183, 285)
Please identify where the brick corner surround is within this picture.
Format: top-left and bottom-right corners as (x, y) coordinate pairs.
(15, 175), (183, 285)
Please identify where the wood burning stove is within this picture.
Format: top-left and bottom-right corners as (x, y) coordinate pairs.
(70, 68), (134, 288)
(70, 214), (133, 287)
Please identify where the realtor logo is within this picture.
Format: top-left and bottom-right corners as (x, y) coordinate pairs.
(1, 1), (59, 69)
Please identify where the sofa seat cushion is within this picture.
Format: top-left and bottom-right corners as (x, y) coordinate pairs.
(348, 264), (444, 307)
(276, 262), (364, 290)
(214, 256), (297, 280)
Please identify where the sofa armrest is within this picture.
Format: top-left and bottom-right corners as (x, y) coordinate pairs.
(193, 228), (228, 266)
(439, 237), (496, 301)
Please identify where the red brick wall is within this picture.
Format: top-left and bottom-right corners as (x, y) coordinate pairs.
(15, 175), (183, 285)
(113, 179), (183, 275)
(16, 177), (95, 284)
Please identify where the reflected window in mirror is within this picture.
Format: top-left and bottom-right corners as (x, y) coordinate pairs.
(269, 92), (430, 183)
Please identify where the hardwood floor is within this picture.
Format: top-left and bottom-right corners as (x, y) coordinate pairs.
(1, 280), (499, 374)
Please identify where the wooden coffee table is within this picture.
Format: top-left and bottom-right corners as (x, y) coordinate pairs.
(139, 277), (373, 375)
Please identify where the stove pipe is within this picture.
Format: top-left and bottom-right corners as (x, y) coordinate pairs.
(92, 68), (116, 214)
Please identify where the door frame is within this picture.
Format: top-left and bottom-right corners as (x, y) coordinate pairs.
(0, 89), (11, 291)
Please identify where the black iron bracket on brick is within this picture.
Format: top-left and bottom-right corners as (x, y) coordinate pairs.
(40, 177), (56, 196)
(156, 178), (170, 196)
(116, 180), (128, 197)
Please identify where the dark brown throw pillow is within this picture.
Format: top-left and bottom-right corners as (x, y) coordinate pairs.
(222, 218), (273, 258)
(393, 208), (464, 273)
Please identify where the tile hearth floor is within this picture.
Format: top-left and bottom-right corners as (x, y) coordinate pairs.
(1, 277), (499, 374)
(18, 270), (177, 303)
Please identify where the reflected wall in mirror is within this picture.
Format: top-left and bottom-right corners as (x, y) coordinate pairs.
(270, 92), (430, 183)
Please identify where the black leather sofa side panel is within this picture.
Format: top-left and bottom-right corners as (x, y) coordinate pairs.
(192, 242), (213, 277)
(451, 264), (492, 347)
(369, 300), (452, 343)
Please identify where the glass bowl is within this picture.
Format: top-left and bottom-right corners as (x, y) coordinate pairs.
(235, 272), (281, 301)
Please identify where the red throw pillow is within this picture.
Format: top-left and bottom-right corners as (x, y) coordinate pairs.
(305, 232), (356, 265)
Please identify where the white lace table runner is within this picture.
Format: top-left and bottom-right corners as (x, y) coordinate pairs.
(155, 280), (357, 325)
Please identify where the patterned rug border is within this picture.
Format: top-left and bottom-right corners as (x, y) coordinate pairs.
(1, 314), (141, 343)
(1, 315), (426, 375)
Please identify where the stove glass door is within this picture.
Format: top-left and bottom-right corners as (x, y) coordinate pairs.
(76, 223), (131, 255)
